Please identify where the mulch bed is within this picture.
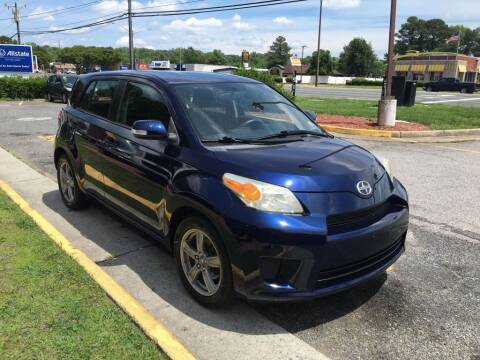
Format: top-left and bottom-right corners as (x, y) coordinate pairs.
(316, 114), (431, 131)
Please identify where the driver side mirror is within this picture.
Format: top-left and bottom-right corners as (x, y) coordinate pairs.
(132, 120), (168, 139)
(304, 110), (317, 122)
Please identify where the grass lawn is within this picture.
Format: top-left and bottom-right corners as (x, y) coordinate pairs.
(295, 97), (480, 130)
(0, 190), (166, 360)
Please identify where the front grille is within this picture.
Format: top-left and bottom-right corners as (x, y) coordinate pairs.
(317, 234), (405, 287)
(327, 200), (402, 235)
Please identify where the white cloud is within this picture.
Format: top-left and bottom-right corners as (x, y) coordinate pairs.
(146, 0), (177, 11)
(324, 0), (361, 9)
(30, 6), (56, 21)
(115, 35), (153, 48)
(232, 14), (253, 30)
(163, 17), (222, 34)
(273, 16), (293, 25)
(94, 0), (142, 14)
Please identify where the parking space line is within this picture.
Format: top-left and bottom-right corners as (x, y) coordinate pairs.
(0, 178), (196, 360)
(38, 135), (55, 142)
(433, 145), (480, 155)
(421, 98), (480, 104)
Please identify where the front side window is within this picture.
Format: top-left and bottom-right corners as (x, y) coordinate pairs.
(173, 82), (320, 141)
(120, 82), (171, 127)
(79, 80), (119, 119)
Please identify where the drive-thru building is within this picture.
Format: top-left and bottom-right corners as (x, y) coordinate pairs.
(393, 52), (479, 83)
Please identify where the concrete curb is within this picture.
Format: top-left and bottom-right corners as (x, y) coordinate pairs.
(0, 179), (196, 360)
(321, 124), (480, 139)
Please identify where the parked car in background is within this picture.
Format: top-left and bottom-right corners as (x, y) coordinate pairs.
(423, 78), (477, 93)
(54, 71), (409, 307)
(47, 74), (78, 103)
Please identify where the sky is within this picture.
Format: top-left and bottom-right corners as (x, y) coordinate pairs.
(0, 0), (479, 57)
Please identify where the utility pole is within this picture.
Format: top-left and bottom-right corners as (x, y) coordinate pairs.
(6, 2), (22, 44)
(127, 0), (134, 69)
(314, 0), (323, 87)
(384, 0), (397, 98)
(378, 0), (397, 127)
(301, 45), (307, 74)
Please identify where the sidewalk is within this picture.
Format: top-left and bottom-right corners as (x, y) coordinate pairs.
(0, 146), (327, 360)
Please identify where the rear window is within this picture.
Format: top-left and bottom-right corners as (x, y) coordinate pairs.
(78, 80), (120, 119)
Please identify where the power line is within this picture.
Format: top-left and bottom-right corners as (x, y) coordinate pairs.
(20, 0), (309, 36)
(133, 0), (309, 17)
(0, 1), (103, 21)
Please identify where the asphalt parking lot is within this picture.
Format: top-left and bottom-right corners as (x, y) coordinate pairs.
(0, 100), (479, 359)
(294, 85), (480, 107)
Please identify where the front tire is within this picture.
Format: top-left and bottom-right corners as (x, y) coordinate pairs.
(426, 86), (433, 92)
(56, 155), (88, 209)
(47, 93), (53, 102)
(460, 88), (467, 94)
(62, 93), (68, 104)
(174, 216), (233, 307)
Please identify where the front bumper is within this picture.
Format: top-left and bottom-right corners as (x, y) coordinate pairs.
(222, 179), (409, 302)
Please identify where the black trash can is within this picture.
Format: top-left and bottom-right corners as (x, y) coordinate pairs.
(404, 81), (417, 107)
(391, 76), (406, 105)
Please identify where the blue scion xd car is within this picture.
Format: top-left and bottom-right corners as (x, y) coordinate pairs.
(54, 71), (409, 307)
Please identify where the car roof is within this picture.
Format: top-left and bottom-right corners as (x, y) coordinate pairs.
(81, 70), (260, 85)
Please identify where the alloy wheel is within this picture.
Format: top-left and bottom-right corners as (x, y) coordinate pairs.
(180, 228), (222, 297)
(59, 160), (75, 203)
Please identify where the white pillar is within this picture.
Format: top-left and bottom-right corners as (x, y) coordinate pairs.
(378, 99), (397, 127)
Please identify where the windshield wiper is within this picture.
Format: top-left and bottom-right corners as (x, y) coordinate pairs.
(255, 130), (333, 141)
(251, 101), (297, 110)
(202, 136), (302, 145)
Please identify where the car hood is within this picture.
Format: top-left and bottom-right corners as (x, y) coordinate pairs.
(210, 137), (385, 194)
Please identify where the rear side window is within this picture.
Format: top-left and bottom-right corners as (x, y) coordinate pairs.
(79, 80), (119, 119)
(120, 82), (171, 127)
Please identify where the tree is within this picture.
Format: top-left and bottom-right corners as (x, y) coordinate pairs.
(307, 50), (334, 75)
(266, 36), (291, 68)
(338, 38), (378, 76)
(0, 35), (16, 44)
(59, 46), (121, 73)
(205, 49), (227, 65)
(395, 17), (451, 54)
(30, 44), (52, 69)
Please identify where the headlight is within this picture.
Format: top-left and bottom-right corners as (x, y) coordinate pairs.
(374, 155), (393, 181)
(223, 173), (303, 214)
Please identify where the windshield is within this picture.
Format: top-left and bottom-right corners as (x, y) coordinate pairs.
(61, 75), (77, 87)
(173, 82), (322, 141)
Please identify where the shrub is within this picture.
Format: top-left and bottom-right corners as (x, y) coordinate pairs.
(346, 77), (426, 89)
(346, 78), (384, 86)
(233, 68), (294, 100)
(0, 76), (47, 99)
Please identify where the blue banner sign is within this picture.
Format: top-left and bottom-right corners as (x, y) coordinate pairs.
(0, 44), (33, 73)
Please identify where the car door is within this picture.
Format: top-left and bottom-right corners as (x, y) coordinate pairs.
(69, 79), (121, 197)
(98, 79), (178, 236)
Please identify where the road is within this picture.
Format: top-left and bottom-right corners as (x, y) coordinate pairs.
(293, 85), (480, 107)
(1, 100), (479, 360)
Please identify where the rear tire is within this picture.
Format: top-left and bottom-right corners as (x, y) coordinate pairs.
(62, 93), (68, 104)
(426, 86), (433, 92)
(47, 93), (53, 102)
(174, 216), (234, 307)
(56, 155), (88, 210)
(460, 88), (467, 94)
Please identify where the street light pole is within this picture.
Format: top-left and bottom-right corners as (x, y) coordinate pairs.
(314, 0), (323, 87)
(127, 0), (134, 70)
(378, 0), (397, 127)
(301, 45), (307, 74)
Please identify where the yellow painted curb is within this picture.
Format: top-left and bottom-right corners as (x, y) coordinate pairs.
(321, 124), (393, 138)
(0, 179), (196, 360)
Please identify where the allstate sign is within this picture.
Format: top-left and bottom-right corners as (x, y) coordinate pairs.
(0, 44), (34, 73)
